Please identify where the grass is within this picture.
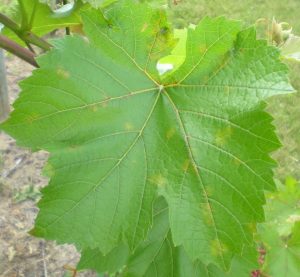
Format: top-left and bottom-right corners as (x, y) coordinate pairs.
(169, 0), (300, 180)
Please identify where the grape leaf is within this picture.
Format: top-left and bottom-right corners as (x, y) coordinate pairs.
(78, 198), (202, 277)
(0, 0), (294, 271)
(78, 198), (259, 276)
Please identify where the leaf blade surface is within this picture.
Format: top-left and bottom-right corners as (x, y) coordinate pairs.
(1, 0), (294, 270)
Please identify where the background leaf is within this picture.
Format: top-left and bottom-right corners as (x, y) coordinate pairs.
(1, 0), (90, 43)
(258, 177), (300, 276)
(281, 35), (300, 61)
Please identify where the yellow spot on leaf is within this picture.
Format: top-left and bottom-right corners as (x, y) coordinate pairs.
(25, 113), (40, 124)
(166, 128), (176, 140)
(233, 157), (241, 166)
(56, 68), (70, 79)
(124, 122), (134, 131)
(141, 23), (148, 32)
(199, 45), (207, 53)
(182, 159), (190, 171)
(150, 52), (161, 61)
(202, 75), (209, 83)
(43, 163), (55, 177)
(190, 162), (199, 175)
(205, 185), (214, 197)
(224, 86), (230, 95)
(200, 202), (213, 226)
(149, 174), (167, 187)
(246, 222), (257, 233)
(101, 100), (109, 108)
(215, 127), (232, 146)
(210, 239), (228, 257)
(89, 105), (99, 112)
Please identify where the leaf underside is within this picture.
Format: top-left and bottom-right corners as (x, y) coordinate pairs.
(1, 0), (294, 273)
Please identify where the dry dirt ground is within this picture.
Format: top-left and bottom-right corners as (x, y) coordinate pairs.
(0, 56), (97, 277)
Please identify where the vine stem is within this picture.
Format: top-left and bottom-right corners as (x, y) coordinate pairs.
(0, 35), (38, 67)
(23, 31), (52, 51)
(0, 13), (19, 33)
(0, 12), (51, 51)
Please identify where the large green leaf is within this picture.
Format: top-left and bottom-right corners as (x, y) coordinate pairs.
(78, 198), (259, 276)
(1, 0), (294, 271)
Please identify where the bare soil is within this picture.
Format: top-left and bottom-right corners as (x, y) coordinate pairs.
(0, 56), (96, 277)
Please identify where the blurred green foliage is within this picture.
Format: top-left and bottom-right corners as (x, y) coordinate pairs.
(0, 0), (16, 13)
(258, 176), (300, 276)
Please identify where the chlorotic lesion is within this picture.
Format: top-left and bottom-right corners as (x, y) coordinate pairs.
(246, 222), (257, 233)
(205, 185), (214, 198)
(25, 113), (41, 124)
(166, 128), (176, 140)
(224, 85), (230, 95)
(182, 159), (190, 171)
(101, 100), (109, 108)
(149, 174), (168, 188)
(141, 23), (149, 32)
(124, 122), (135, 131)
(56, 67), (70, 79)
(215, 126), (232, 146)
(232, 157), (241, 166)
(43, 162), (55, 177)
(88, 105), (99, 112)
(200, 202), (214, 226)
(210, 238), (228, 258)
(199, 45), (208, 54)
